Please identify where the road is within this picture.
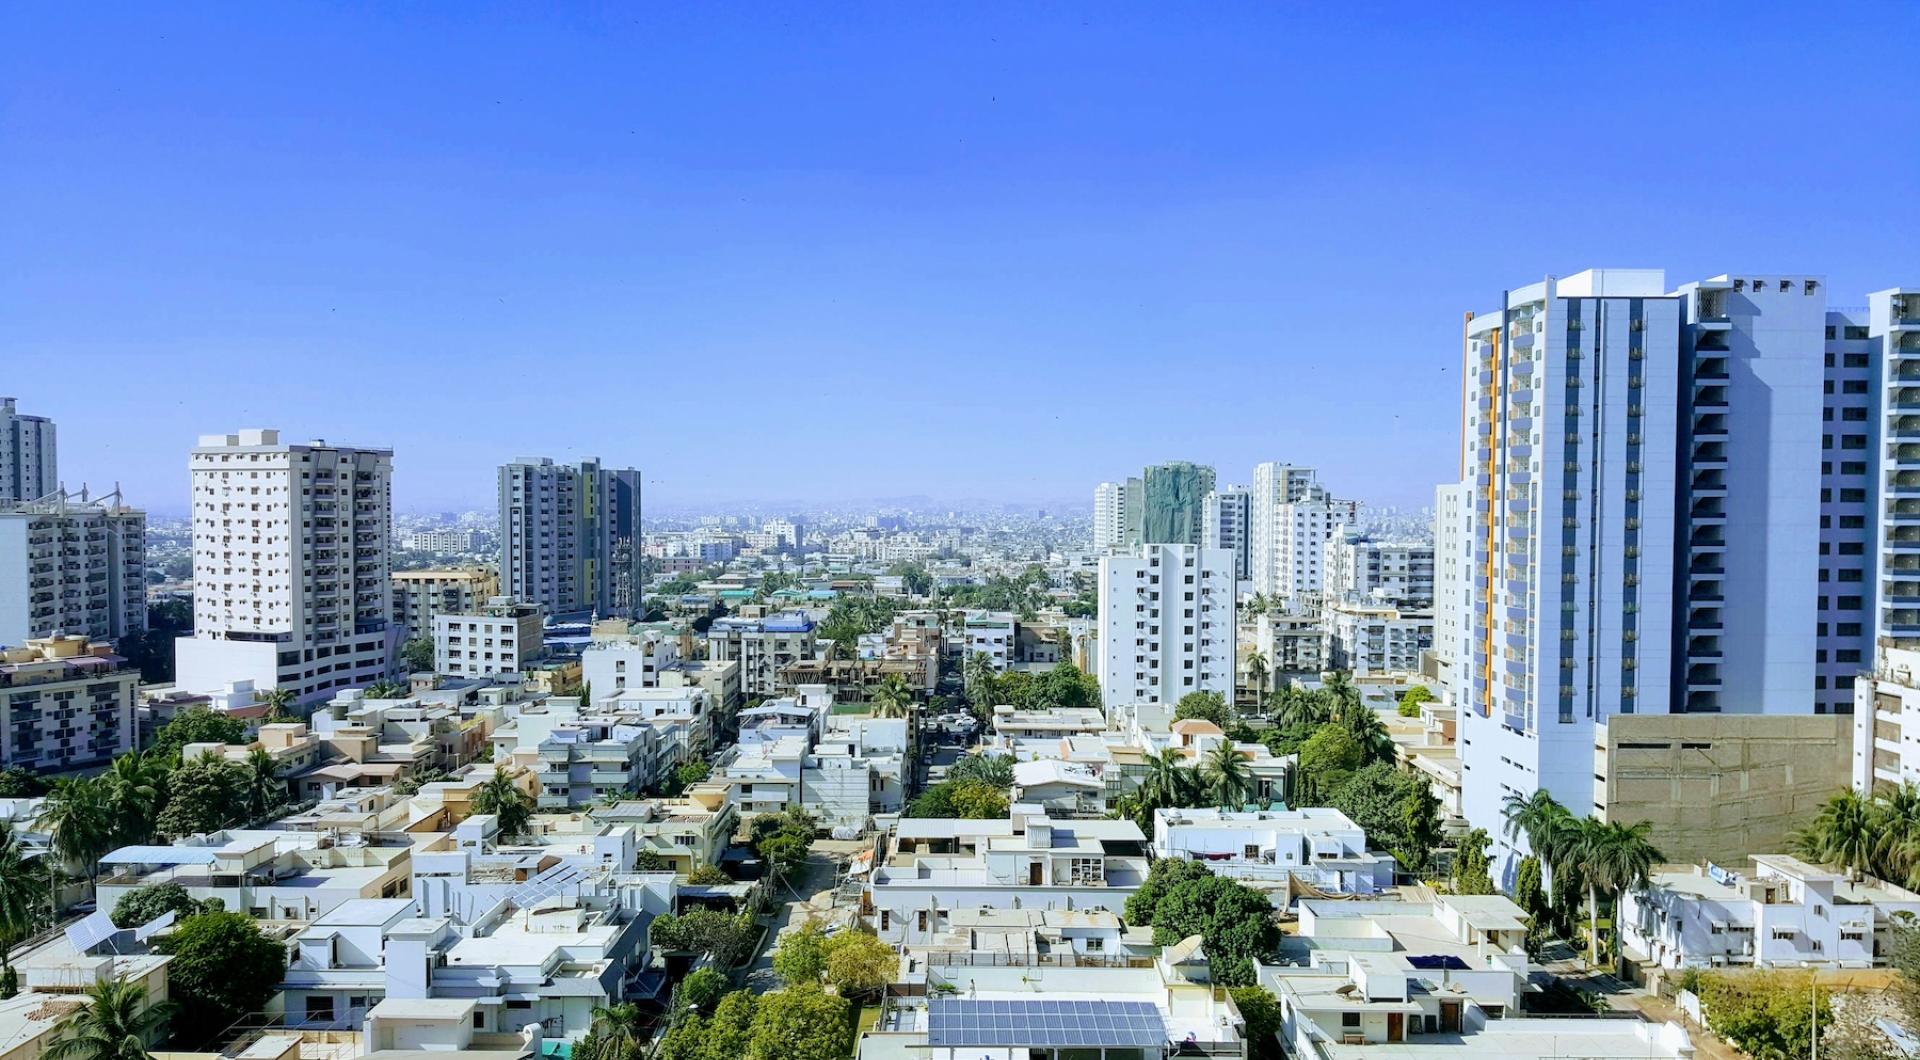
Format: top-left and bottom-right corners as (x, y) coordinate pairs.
(742, 839), (869, 993)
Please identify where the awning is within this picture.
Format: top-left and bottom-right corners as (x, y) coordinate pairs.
(100, 846), (219, 866)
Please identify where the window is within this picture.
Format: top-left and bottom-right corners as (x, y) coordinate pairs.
(1343, 1013), (1362, 1029)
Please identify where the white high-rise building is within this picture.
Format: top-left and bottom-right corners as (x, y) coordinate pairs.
(1323, 531), (1434, 609)
(1249, 462), (1319, 598)
(0, 398), (56, 505)
(1096, 543), (1235, 708)
(1202, 484), (1252, 584)
(1093, 480), (1131, 551)
(498, 457), (644, 620)
(0, 489), (146, 647)
(175, 429), (399, 705)
(1431, 481), (1473, 702)
(1457, 269), (1875, 878)
(1270, 488), (1359, 611)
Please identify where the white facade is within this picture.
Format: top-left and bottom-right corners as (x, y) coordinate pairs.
(1459, 270), (1896, 879)
(1621, 855), (1920, 970)
(1324, 601), (1432, 678)
(0, 398), (55, 506)
(1202, 484), (1252, 583)
(1856, 645), (1920, 792)
(176, 429), (398, 706)
(580, 634), (681, 696)
(1430, 482), (1472, 702)
(1249, 462), (1320, 599)
(1269, 488), (1358, 611)
(434, 599), (544, 679)
(0, 491), (146, 646)
(1096, 544), (1235, 708)
(1093, 480), (1130, 551)
(1323, 533), (1433, 609)
(1151, 807), (1393, 895)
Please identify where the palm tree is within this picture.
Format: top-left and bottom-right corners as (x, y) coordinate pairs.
(43, 978), (174, 1060)
(37, 778), (117, 898)
(1201, 743), (1254, 810)
(963, 652), (997, 706)
(243, 746), (285, 820)
(101, 753), (164, 847)
(1578, 819), (1664, 967)
(1247, 593), (1270, 618)
(473, 766), (533, 840)
(363, 680), (408, 700)
(0, 822), (48, 997)
(1245, 653), (1271, 705)
(1270, 686), (1330, 731)
(1874, 784), (1920, 886)
(1323, 670), (1360, 715)
(868, 674), (913, 719)
(1794, 789), (1878, 882)
(586, 1002), (644, 1060)
(1338, 703), (1395, 765)
(1138, 747), (1196, 812)
(257, 687), (297, 722)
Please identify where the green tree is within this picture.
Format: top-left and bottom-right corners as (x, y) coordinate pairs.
(400, 637), (436, 674)
(147, 708), (247, 760)
(1700, 970), (1828, 1060)
(1139, 872), (1279, 985)
(679, 967), (729, 1014)
(585, 1002), (645, 1060)
(363, 679), (409, 699)
(242, 746), (286, 820)
(101, 753), (165, 847)
(0, 768), (46, 798)
(43, 978), (173, 1060)
(1326, 763), (1439, 873)
(650, 910), (759, 966)
(1229, 986), (1282, 1060)
(256, 687), (297, 723)
(1200, 743), (1254, 810)
(472, 767), (534, 840)
(867, 674), (914, 719)
(963, 651), (999, 710)
(1397, 685), (1433, 718)
(1173, 690), (1231, 728)
(37, 778), (117, 895)
(1124, 857), (1214, 926)
(771, 921), (829, 985)
(1245, 653), (1271, 704)
(1578, 818), (1663, 967)
(1793, 790), (1879, 882)
(1295, 725), (1363, 804)
(949, 781), (1009, 820)
(675, 759), (712, 789)
(886, 561), (933, 597)
(154, 911), (287, 1044)
(156, 757), (248, 838)
(822, 929), (894, 999)
(1452, 829), (1495, 895)
(706, 990), (759, 1059)
(110, 884), (208, 929)
(946, 753), (1014, 790)
(748, 985), (850, 1060)
(0, 823), (47, 995)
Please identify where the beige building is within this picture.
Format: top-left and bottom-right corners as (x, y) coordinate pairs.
(0, 635), (138, 770)
(1595, 713), (1852, 866)
(391, 567), (498, 638)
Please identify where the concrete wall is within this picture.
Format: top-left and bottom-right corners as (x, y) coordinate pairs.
(1596, 713), (1851, 865)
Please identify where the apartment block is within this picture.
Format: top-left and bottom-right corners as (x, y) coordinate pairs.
(1452, 269), (1898, 877)
(0, 398), (55, 505)
(1249, 462), (1321, 599)
(1092, 480), (1130, 551)
(390, 567), (498, 637)
(175, 429), (399, 706)
(433, 598), (544, 679)
(1096, 543), (1235, 708)
(1202, 483), (1252, 582)
(0, 489), (146, 646)
(1430, 481), (1472, 702)
(497, 457), (643, 620)
(1323, 531), (1434, 609)
(706, 612), (817, 697)
(1323, 600), (1432, 678)
(0, 635), (138, 770)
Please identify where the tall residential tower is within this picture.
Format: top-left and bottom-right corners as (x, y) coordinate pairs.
(498, 457), (644, 620)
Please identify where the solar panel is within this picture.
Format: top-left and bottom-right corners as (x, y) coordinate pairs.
(925, 999), (1166, 1049)
(64, 910), (117, 955)
(133, 910), (178, 942)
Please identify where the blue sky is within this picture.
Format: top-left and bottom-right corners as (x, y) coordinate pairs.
(3, 3), (1915, 515)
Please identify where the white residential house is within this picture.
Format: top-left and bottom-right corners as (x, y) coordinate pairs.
(862, 806), (1150, 947)
(1151, 807), (1393, 896)
(1621, 855), (1920, 970)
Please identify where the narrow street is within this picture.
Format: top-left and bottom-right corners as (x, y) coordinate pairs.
(743, 839), (870, 992)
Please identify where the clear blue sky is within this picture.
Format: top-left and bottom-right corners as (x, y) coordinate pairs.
(4, 3), (1914, 516)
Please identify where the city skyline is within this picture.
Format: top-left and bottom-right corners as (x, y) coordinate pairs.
(8, 5), (1913, 512)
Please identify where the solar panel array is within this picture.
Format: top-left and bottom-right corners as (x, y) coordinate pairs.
(926, 999), (1166, 1048)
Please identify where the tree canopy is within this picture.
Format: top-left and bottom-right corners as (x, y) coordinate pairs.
(1124, 859), (1278, 985)
(154, 911), (287, 1044)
